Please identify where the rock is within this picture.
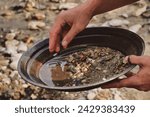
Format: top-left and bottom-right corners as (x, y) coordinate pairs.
(0, 46), (6, 53)
(87, 92), (96, 100)
(22, 84), (29, 88)
(142, 9), (150, 18)
(25, 36), (34, 44)
(0, 60), (10, 66)
(25, 0), (36, 11)
(135, 4), (147, 16)
(101, 19), (130, 27)
(10, 53), (22, 70)
(96, 89), (113, 100)
(9, 71), (18, 78)
(113, 90), (122, 100)
(121, 13), (129, 18)
(5, 33), (16, 40)
(5, 40), (19, 55)
(25, 12), (32, 20)
(28, 21), (46, 30)
(59, 3), (78, 10)
(1, 11), (14, 17)
(129, 24), (142, 33)
(33, 13), (46, 20)
(2, 77), (11, 85)
(17, 42), (28, 52)
(31, 94), (37, 99)
(114, 94), (122, 100)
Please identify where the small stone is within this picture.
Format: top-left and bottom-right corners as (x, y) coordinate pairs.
(135, 5), (147, 16)
(28, 21), (46, 30)
(2, 77), (11, 85)
(121, 13), (129, 18)
(1, 66), (7, 71)
(25, 0), (36, 11)
(87, 92), (96, 100)
(0, 46), (5, 52)
(33, 13), (45, 20)
(1, 11), (14, 17)
(0, 60), (10, 66)
(5, 33), (16, 40)
(108, 19), (130, 26)
(17, 42), (28, 52)
(5, 40), (19, 55)
(129, 24), (142, 33)
(50, 5), (59, 10)
(59, 3), (78, 10)
(102, 19), (130, 27)
(114, 94), (122, 100)
(9, 71), (18, 78)
(25, 12), (32, 20)
(31, 94), (37, 99)
(25, 36), (34, 44)
(10, 53), (22, 70)
(22, 84), (29, 88)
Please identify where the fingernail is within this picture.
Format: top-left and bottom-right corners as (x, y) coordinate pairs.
(62, 40), (68, 47)
(123, 56), (129, 64)
(56, 46), (60, 52)
(49, 48), (54, 52)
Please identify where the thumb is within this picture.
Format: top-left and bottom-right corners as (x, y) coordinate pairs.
(129, 55), (145, 66)
(62, 24), (83, 48)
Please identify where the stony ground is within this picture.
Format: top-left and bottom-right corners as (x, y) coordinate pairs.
(0, 0), (150, 100)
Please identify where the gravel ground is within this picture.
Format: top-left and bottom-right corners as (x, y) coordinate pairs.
(0, 0), (150, 100)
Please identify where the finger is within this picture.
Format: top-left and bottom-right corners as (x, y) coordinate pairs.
(128, 55), (146, 66)
(101, 75), (138, 89)
(49, 19), (64, 52)
(62, 24), (83, 48)
(55, 38), (60, 52)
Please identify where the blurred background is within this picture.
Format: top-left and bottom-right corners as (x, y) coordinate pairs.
(0, 0), (150, 100)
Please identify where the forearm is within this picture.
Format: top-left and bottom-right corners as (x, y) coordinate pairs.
(84, 0), (139, 16)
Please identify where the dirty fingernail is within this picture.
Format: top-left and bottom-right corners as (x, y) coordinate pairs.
(123, 56), (129, 64)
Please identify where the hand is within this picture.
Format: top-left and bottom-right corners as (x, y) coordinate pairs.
(101, 55), (150, 91)
(49, 4), (93, 52)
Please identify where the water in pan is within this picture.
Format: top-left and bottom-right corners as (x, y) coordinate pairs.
(39, 46), (130, 87)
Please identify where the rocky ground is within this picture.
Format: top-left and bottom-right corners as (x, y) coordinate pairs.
(0, 0), (150, 100)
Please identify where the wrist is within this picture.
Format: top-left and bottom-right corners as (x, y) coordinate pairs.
(83, 0), (103, 17)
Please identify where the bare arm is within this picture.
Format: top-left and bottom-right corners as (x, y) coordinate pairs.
(86, 0), (139, 17)
(49, 0), (139, 52)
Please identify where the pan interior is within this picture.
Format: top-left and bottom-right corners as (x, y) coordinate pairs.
(28, 45), (131, 88)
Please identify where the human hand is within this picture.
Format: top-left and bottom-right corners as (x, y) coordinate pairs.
(101, 55), (150, 91)
(49, 4), (93, 52)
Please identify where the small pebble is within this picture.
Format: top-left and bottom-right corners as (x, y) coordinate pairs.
(17, 42), (28, 52)
(87, 92), (96, 100)
(2, 77), (11, 85)
(5, 33), (16, 40)
(28, 21), (46, 30)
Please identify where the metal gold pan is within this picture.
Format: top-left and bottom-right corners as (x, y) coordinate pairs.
(18, 27), (145, 91)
